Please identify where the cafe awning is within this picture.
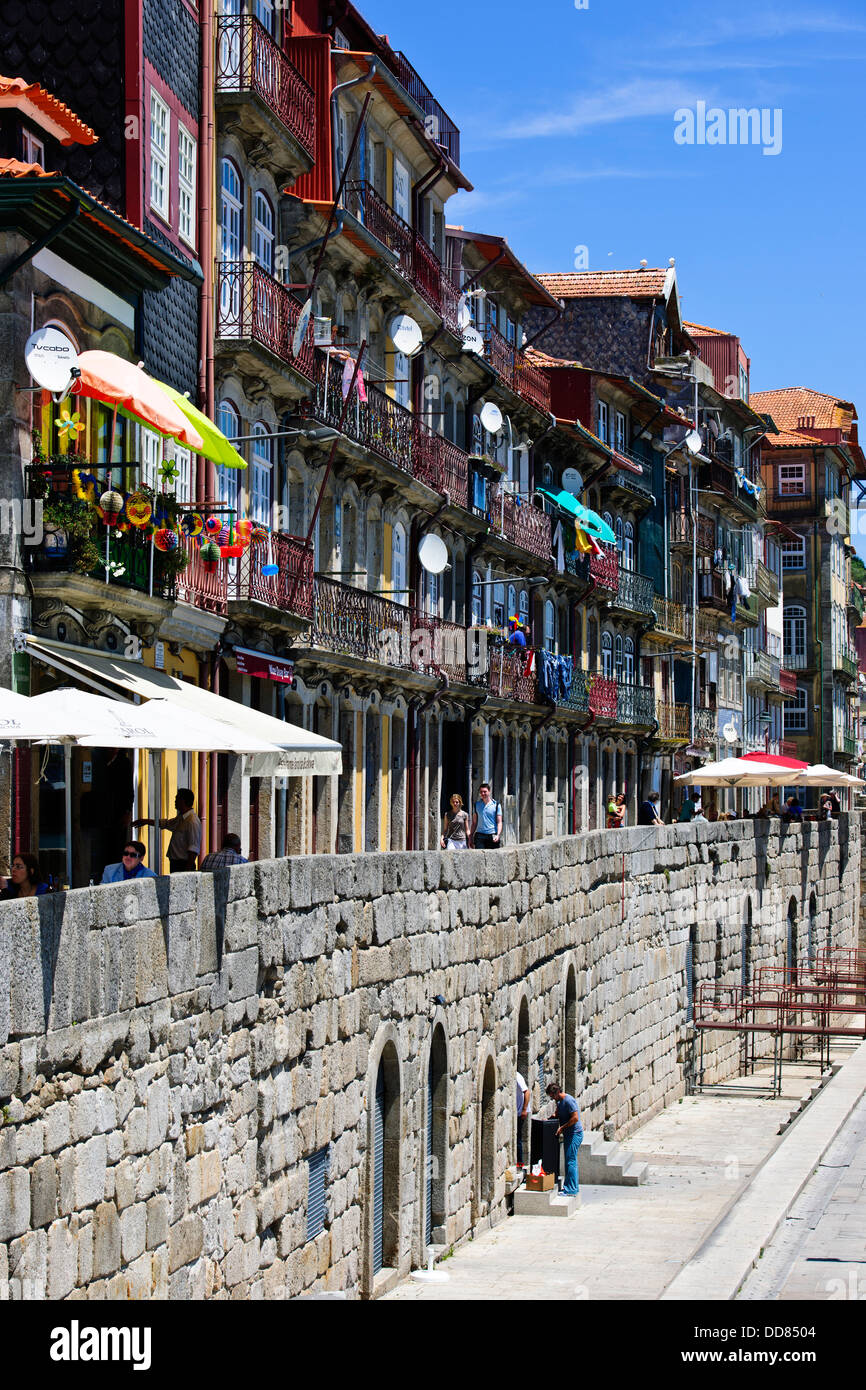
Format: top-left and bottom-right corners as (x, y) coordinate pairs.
(19, 636), (342, 777)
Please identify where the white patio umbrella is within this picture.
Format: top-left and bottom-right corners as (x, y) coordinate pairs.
(0, 685), (93, 740)
(674, 757), (792, 787)
(786, 764), (865, 788)
(27, 688), (282, 754)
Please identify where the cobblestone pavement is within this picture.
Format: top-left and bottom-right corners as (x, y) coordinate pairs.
(387, 1046), (858, 1302)
(737, 1085), (866, 1301)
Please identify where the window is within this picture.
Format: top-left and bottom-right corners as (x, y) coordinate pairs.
(425, 568), (441, 618)
(306, 1146), (330, 1241)
(623, 520), (634, 572)
(472, 571), (483, 626)
(141, 428), (161, 491)
(22, 130), (44, 167)
(493, 582), (505, 629)
(601, 631), (613, 678)
(505, 317), (516, 346)
(624, 636), (634, 685)
(615, 516), (624, 553)
(597, 401), (609, 445)
(507, 584), (517, 623)
(784, 686), (809, 734)
(253, 191), (274, 274)
(149, 91), (170, 219)
(778, 463), (806, 496)
(178, 125), (197, 247)
(781, 536), (805, 570)
(614, 633), (623, 680)
(216, 402), (240, 512)
(392, 523), (406, 601)
(254, 0), (275, 32)
(220, 159), (242, 260)
(615, 411), (627, 454)
(739, 365), (749, 402)
(250, 424), (273, 524)
(544, 600), (556, 652)
(166, 443), (193, 501)
(519, 588), (530, 630)
(784, 605), (807, 665)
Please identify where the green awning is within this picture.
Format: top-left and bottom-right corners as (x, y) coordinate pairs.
(153, 381), (247, 469)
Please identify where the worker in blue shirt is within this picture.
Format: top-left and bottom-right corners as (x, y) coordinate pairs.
(546, 1081), (584, 1195)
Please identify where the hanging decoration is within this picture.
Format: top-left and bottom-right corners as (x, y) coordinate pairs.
(250, 524), (269, 546)
(72, 468), (98, 504)
(152, 527), (179, 553)
(235, 519), (253, 546)
(158, 457), (180, 485)
(55, 411), (84, 443)
(204, 515), (222, 537)
(180, 512), (203, 537)
(98, 490), (124, 526)
(199, 540), (221, 574)
(126, 493), (153, 528)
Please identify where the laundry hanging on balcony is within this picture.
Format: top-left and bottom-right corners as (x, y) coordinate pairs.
(536, 488), (616, 545)
(340, 354), (367, 403)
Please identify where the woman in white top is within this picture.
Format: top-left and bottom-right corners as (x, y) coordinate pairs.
(441, 793), (470, 850)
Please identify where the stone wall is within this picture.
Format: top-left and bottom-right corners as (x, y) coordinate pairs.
(0, 817), (858, 1300)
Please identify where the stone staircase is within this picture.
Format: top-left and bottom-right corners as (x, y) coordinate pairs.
(579, 1130), (649, 1186)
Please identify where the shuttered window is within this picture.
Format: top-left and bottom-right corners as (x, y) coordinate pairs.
(306, 1146), (330, 1241)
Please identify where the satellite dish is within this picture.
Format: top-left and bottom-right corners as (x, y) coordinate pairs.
(25, 326), (78, 395)
(562, 467), (583, 497)
(707, 417), (720, 439)
(417, 533), (448, 575)
(457, 296), (472, 330)
(684, 429), (703, 455)
(722, 720), (738, 745)
(462, 328), (484, 356)
(479, 401), (503, 434)
(292, 298), (313, 358)
(388, 313), (423, 356)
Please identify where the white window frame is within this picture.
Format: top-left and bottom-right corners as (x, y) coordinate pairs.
(781, 537), (805, 570)
(597, 400), (609, 445)
(601, 631), (613, 678)
(178, 124), (197, 248)
(149, 90), (170, 221)
(544, 600), (556, 652)
(250, 424), (273, 524)
(784, 605), (807, 664)
(23, 130), (44, 167)
(624, 636), (634, 686)
(253, 190), (275, 273)
(623, 520), (635, 572)
(784, 686), (808, 734)
(392, 523), (407, 602)
(778, 462), (806, 496)
(615, 411), (627, 454)
(140, 427), (161, 492)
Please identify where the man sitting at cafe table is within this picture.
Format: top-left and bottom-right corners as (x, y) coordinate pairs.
(101, 840), (157, 883)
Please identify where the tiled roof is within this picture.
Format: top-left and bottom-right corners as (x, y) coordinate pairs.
(0, 157), (57, 177)
(534, 269), (668, 299)
(0, 75), (97, 145)
(683, 320), (732, 337)
(751, 387), (855, 433)
(525, 347), (583, 369)
(762, 428), (823, 448)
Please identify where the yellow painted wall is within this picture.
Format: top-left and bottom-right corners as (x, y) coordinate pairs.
(379, 715), (390, 850)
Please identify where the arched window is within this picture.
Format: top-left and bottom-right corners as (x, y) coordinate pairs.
(216, 401), (240, 510)
(444, 392), (455, 441)
(614, 633), (623, 680)
(542, 462), (554, 515)
(602, 510), (614, 538)
(507, 584), (517, 623)
(472, 570), (483, 626)
(392, 522), (406, 601)
(623, 635), (634, 685)
(219, 159), (243, 327)
(623, 520), (634, 572)
(544, 600), (556, 652)
(493, 582), (505, 628)
(784, 604), (807, 665)
(253, 191), (274, 274)
(424, 566), (441, 617)
(615, 515), (624, 552)
(519, 588), (530, 629)
(601, 631), (613, 678)
(250, 423), (273, 524)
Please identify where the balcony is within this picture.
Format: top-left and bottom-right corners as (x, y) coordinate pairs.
(344, 181), (443, 314)
(388, 51), (461, 166)
(230, 534), (314, 621)
(707, 457), (761, 516)
(589, 545), (618, 592)
(698, 569), (758, 625)
(601, 453), (654, 508)
(482, 324), (552, 414)
(848, 585), (865, 621)
(650, 596), (690, 643)
(669, 511), (715, 552)
(784, 647), (812, 671)
(311, 577), (416, 671)
(779, 669), (798, 697)
(655, 702), (690, 742)
(485, 645), (538, 703)
(215, 261), (316, 383)
(608, 568), (654, 617)
(488, 485), (552, 561)
(747, 559), (780, 608)
(834, 648), (859, 683)
(745, 648), (781, 691)
(693, 706), (717, 748)
(767, 489), (815, 516)
(616, 684), (656, 727)
(215, 15), (315, 160)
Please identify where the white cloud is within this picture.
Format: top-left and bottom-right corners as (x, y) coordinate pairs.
(492, 79), (711, 140)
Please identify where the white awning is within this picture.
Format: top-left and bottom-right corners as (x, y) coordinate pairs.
(20, 636), (342, 777)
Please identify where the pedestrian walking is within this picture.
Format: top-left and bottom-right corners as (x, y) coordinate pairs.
(441, 793), (471, 850)
(546, 1081), (583, 1196)
(471, 783), (503, 848)
(638, 791), (664, 826)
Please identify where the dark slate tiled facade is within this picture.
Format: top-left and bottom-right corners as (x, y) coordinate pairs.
(526, 298), (656, 386)
(141, 275), (199, 397)
(3, 0), (125, 211)
(143, 0), (200, 120)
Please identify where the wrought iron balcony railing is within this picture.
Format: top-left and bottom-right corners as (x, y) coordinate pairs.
(344, 181), (443, 314)
(848, 585), (865, 620)
(215, 15), (315, 157)
(589, 545), (618, 592)
(616, 684), (656, 726)
(669, 511), (716, 552)
(229, 533), (314, 620)
(779, 669), (798, 696)
(834, 648), (859, 681)
(485, 644), (538, 703)
(651, 595), (690, 641)
(655, 701), (690, 741)
(389, 51), (461, 166)
(488, 485), (552, 561)
(215, 261), (316, 379)
(610, 568), (654, 615)
(693, 706), (717, 747)
(745, 648), (781, 690)
(482, 323), (552, 414)
(746, 559), (780, 607)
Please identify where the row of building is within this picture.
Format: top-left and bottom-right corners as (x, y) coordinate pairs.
(1, 0), (864, 883)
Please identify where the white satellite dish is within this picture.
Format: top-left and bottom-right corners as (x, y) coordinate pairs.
(417, 533), (448, 575)
(462, 327), (484, 356)
(292, 298), (313, 358)
(389, 313), (423, 356)
(722, 720), (738, 745)
(684, 429), (703, 455)
(562, 467), (583, 497)
(25, 326), (78, 395)
(479, 401), (503, 434)
(457, 296), (472, 330)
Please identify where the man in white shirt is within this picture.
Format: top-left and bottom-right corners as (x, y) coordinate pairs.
(515, 1071), (531, 1169)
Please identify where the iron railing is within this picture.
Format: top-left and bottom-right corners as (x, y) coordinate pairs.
(745, 648), (781, 689)
(746, 559), (780, 607)
(779, 669), (798, 697)
(669, 511), (716, 551)
(344, 181), (443, 313)
(656, 702), (690, 741)
(616, 684), (655, 726)
(488, 485), (552, 560)
(485, 645), (538, 703)
(215, 261), (316, 378)
(834, 649), (859, 681)
(651, 595), (690, 641)
(589, 546), (618, 591)
(482, 323), (552, 413)
(389, 51), (461, 165)
(229, 533), (314, 619)
(693, 707), (717, 746)
(215, 15), (315, 157)
(610, 568), (654, 615)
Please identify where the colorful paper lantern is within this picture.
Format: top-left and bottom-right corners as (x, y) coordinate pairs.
(235, 519), (253, 545)
(180, 512), (203, 537)
(204, 515), (222, 536)
(250, 524), (269, 546)
(153, 527), (179, 553)
(220, 544), (244, 558)
(199, 540), (221, 574)
(99, 490), (124, 526)
(126, 493), (152, 528)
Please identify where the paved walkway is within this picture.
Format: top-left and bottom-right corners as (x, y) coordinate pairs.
(737, 1087), (866, 1301)
(388, 1044), (864, 1302)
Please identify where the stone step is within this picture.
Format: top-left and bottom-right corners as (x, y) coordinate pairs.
(578, 1129), (649, 1185)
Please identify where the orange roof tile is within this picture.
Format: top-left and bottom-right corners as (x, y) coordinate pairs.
(751, 387), (855, 434)
(0, 76), (97, 146)
(762, 428), (823, 448)
(683, 320), (734, 337)
(534, 268), (668, 299)
(0, 157), (58, 177)
(525, 347), (583, 369)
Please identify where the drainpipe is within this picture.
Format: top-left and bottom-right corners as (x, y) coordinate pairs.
(530, 703), (556, 842)
(0, 199), (80, 287)
(330, 64), (377, 200)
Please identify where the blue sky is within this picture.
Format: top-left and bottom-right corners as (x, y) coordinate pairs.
(361, 0), (866, 552)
